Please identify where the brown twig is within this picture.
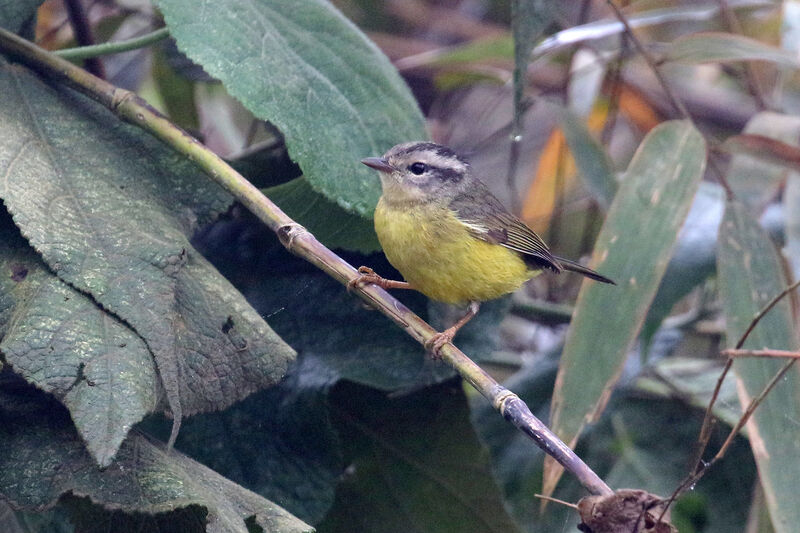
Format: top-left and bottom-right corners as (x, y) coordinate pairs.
(712, 360), (795, 461)
(534, 493), (579, 510)
(662, 358), (795, 520)
(716, 0), (768, 110)
(604, 1), (736, 200)
(0, 28), (613, 497)
(689, 280), (800, 471)
(604, 1), (689, 120)
(662, 278), (800, 517)
(63, 0), (105, 79)
(722, 348), (800, 359)
(734, 279), (800, 351)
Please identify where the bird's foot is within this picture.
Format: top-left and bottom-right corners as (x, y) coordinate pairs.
(347, 266), (411, 293)
(424, 327), (457, 360)
(423, 302), (480, 359)
(347, 266), (383, 292)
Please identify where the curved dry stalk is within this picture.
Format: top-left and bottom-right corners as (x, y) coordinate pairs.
(722, 348), (800, 359)
(663, 278), (800, 517)
(0, 29), (613, 497)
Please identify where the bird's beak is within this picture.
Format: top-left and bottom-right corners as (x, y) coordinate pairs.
(361, 157), (393, 173)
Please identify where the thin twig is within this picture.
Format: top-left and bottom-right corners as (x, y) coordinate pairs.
(55, 27), (170, 61)
(63, 0), (105, 78)
(0, 28), (613, 497)
(601, 34), (627, 146)
(716, 0), (768, 110)
(713, 359), (795, 461)
(534, 494), (579, 510)
(604, 1), (689, 119)
(690, 358), (731, 470)
(737, 279), (800, 351)
(722, 348), (800, 359)
(662, 358), (796, 520)
(695, 279), (800, 457)
(604, 1), (736, 199)
(510, 297), (574, 326)
(662, 279), (800, 517)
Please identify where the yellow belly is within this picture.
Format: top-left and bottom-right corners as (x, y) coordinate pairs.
(374, 199), (536, 304)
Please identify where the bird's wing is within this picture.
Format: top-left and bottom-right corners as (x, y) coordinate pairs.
(449, 184), (563, 273)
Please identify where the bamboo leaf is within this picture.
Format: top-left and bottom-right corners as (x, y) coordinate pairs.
(643, 182), (724, 349)
(533, 2), (772, 57)
(717, 201), (800, 533)
(545, 121), (706, 496)
(665, 32), (799, 67)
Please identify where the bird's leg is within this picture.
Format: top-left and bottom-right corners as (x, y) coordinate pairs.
(348, 266), (412, 292)
(425, 301), (480, 358)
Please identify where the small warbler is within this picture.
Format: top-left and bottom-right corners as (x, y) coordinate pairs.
(356, 141), (614, 354)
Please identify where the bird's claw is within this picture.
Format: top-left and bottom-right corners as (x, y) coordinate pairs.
(347, 266), (382, 293)
(424, 330), (455, 360)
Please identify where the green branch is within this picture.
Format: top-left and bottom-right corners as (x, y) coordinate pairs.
(0, 27), (612, 497)
(511, 296), (574, 326)
(54, 27), (170, 61)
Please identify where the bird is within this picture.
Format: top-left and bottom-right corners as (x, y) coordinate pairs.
(354, 141), (614, 355)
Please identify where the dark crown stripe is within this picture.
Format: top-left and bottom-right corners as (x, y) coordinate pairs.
(398, 142), (469, 165)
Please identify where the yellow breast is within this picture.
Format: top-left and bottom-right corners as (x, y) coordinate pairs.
(374, 198), (536, 304)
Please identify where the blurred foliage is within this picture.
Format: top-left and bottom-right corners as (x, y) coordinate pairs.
(2, 1), (800, 532)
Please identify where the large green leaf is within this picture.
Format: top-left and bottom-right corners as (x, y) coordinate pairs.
(2, 502), (73, 533)
(0, 0), (41, 33)
(264, 177), (380, 253)
(0, 213), (157, 467)
(318, 381), (522, 533)
(717, 201), (800, 533)
(231, 140), (381, 252)
(0, 60), (295, 442)
(0, 389), (312, 533)
(175, 355), (344, 526)
(157, 0), (427, 217)
(546, 121), (706, 494)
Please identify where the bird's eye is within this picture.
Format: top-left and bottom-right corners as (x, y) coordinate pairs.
(408, 162), (427, 175)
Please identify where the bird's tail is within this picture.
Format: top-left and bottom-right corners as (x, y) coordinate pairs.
(555, 256), (616, 285)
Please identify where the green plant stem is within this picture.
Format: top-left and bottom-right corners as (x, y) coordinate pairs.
(55, 27), (170, 61)
(511, 296), (574, 326)
(0, 28), (612, 497)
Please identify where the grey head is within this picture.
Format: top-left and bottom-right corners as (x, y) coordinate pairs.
(361, 142), (474, 205)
